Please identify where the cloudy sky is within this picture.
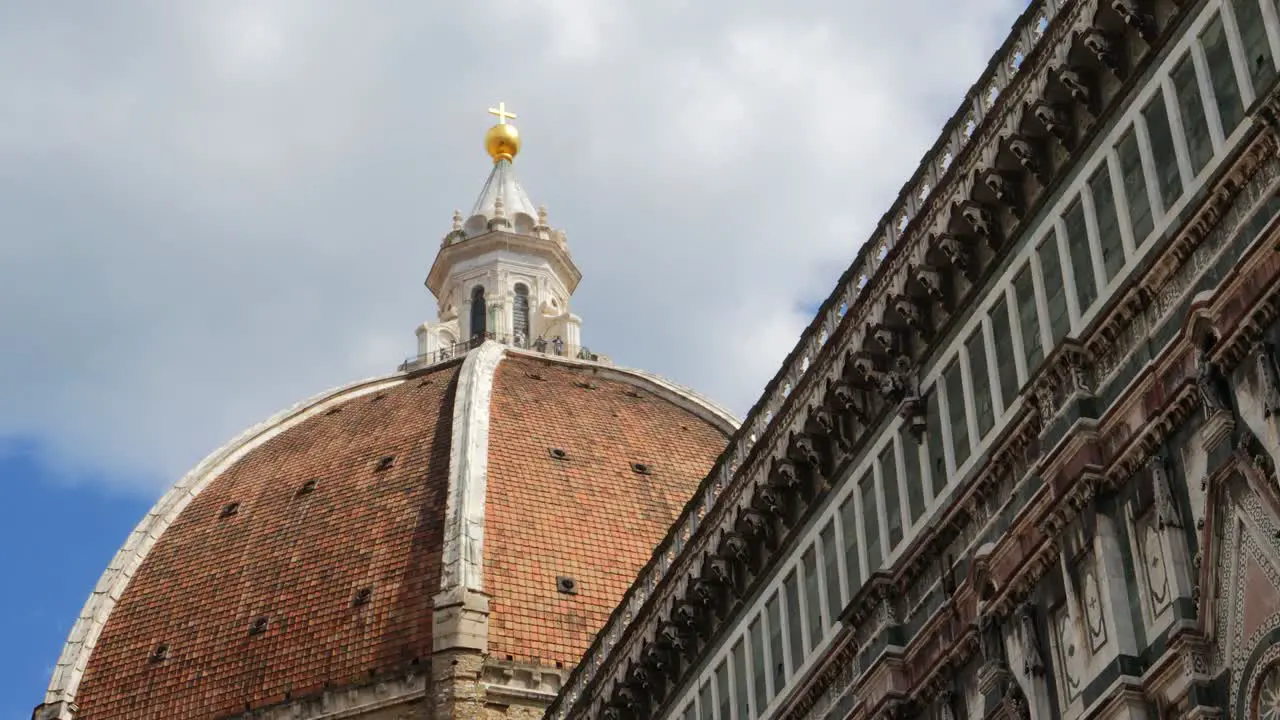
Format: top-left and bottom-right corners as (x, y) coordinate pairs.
(0, 0), (1025, 712)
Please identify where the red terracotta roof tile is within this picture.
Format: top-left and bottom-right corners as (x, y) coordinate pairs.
(74, 364), (459, 720)
(484, 355), (731, 666)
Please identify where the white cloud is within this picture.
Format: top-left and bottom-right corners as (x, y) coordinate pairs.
(0, 0), (1024, 494)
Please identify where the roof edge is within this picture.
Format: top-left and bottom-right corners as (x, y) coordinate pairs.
(40, 371), (410, 709)
(503, 346), (740, 436)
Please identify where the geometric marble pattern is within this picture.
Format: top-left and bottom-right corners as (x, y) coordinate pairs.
(1224, 485), (1280, 719)
(1258, 661), (1280, 720)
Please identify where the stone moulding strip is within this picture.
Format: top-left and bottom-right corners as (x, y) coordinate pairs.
(37, 371), (410, 713)
(439, 340), (506, 595)
(227, 667), (428, 720)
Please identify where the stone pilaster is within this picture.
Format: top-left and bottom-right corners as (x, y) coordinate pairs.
(1093, 511), (1141, 656)
(433, 587), (490, 653)
(431, 648), (487, 720)
(431, 587), (490, 719)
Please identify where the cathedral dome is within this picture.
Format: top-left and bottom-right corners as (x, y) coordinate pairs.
(36, 103), (735, 720)
(39, 343), (735, 719)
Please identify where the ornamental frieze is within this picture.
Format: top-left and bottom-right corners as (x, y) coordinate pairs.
(1091, 132), (1280, 383)
(787, 218), (1280, 720)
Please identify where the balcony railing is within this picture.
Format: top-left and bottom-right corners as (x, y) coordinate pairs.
(397, 332), (605, 372)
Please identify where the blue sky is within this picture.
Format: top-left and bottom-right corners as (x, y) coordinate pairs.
(0, 1), (1024, 715)
(1, 440), (152, 718)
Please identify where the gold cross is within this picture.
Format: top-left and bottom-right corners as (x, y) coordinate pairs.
(488, 101), (517, 125)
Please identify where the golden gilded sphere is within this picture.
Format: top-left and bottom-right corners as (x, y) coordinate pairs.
(484, 123), (521, 162)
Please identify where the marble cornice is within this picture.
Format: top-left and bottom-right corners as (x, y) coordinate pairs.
(763, 90), (1280, 718)
(547, 1), (1210, 716)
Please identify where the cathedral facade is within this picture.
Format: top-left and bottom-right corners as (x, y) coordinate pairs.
(32, 110), (738, 719)
(549, 1), (1280, 719)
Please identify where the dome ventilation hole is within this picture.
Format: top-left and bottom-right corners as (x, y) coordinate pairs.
(370, 393), (386, 403)
(418, 378), (433, 387)
(220, 502), (240, 519)
(249, 617), (269, 636)
(375, 455), (396, 472)
(353, 587), (373, 607)
(556, 576), (579, 595)
(623, 389), (642, 399)
(525, 371), (545, 381)
(574, 380), (597, 390)
(325, 406), (343, 416)
(549, 448), (568, 461)
(150, 643), (169, 663)
(296, 479), (318, 497)
(632, 462), (652, 476)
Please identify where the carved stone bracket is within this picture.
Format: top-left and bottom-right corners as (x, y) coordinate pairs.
(1007, 134), (1051, 183)
(933, 232), (979, 280)
(1082, 28), (1120, 72)
(1112, 0), (1157, 43)
(1054, 65), (1093, 110)
(957, 200), (1000, 249)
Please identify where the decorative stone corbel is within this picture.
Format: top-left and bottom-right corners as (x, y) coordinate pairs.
(826, 379), (868, 446)
(1112, 0), (1156, 43)
(1030, 102), (1071, 146)
(657, 620), (690, 656)
(719, 531), (749, 566)
(689, 577), (722, 616)
(808, 404), (849, 459)
(899, 390), (927, 439)
(788, 432), (829, 493)
(623, 665), (655, 712)
(851, 351), (890, 392)
(642, 643), (674, 685)
(1006, 134), (1049, 183)
(671, 600), (706, 640)
(870, 322), (906, 357)
(1081, 28), (1120, 72)
(890, 292), (930, 337)
(957, 200), (999, 248)
(912, 264), (946, 303)
(1055, 65), (1093, 108)
(980, 169), (1024, 218)
(934, 233), (977, 280)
